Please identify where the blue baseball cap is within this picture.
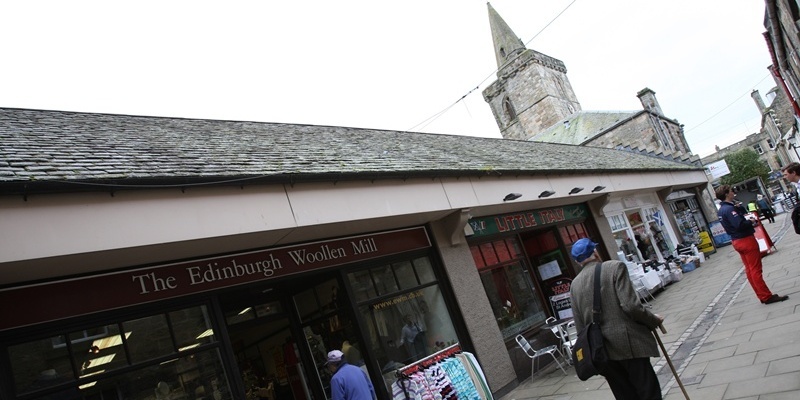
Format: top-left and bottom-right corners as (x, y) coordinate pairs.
(571, 238), (598, 262)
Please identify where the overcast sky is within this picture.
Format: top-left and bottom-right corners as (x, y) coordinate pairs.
(0, 1), (776, 157)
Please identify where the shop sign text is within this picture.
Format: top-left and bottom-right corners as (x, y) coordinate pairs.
(468, 204), (588, 237)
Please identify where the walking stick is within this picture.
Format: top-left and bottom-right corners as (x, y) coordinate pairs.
(655, 325), (690, 400)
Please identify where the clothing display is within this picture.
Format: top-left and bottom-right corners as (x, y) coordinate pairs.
(391, 347), (492, 400)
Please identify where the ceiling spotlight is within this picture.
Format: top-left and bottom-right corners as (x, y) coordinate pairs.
(503, 193), (522, 202)
(592, 186), (606, 193)
(569, 187), (584, 195)
(538, 190), (556, 198)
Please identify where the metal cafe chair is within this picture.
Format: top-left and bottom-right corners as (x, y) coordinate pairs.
(514, 334), (567, 377)
(558, 320), (578, 363)
(632, 276), (655, 307)
(544, 316), (561, 339)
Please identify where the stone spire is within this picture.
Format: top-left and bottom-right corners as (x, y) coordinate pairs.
(487, 2), (526, 70)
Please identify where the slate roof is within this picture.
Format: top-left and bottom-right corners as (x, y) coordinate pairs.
(0, 108), (702, 195)
(529, 111), (639, 145)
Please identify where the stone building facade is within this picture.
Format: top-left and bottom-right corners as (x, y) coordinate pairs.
(482, 4), (697, 165)
(482, 3), (581, 141)
(764, 0), (800, 117)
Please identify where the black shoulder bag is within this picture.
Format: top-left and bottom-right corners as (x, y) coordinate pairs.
(572, 262), (610, 380)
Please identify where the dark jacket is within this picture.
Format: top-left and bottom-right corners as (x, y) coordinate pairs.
(570, 260), (661, 360)
(793, 206), (800, 234)
(717, 201), (755, 239)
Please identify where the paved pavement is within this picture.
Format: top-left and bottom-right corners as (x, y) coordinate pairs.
(499, 211), (800, 400)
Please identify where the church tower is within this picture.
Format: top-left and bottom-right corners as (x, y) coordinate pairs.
(482, 3), (581, 141)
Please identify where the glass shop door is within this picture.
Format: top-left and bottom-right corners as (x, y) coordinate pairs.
(222, 291), (314, 400)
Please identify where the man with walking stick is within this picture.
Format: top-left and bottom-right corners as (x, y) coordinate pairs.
(569, 238), (664, 399)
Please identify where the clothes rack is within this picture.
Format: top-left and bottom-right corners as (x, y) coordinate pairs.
(395, 343), (461, 376)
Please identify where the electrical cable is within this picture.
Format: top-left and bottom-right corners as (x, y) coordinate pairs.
(684, 73), (772, 134)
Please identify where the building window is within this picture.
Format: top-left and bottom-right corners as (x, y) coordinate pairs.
(347, 256), (459, 394)
(503, 97), (517, 121)
(8, 305), (229, 400)
(753, 144), (764, 154)
(469, 238), (546, 340)
(767, 138), (775, 149)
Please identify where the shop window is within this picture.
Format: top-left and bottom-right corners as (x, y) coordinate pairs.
(347, 257), (436, 303)
(522, 231), (558, 255)
(347, 269), (377, 302)
(7, 305), (229, 400)
(10, 336), (73, 396)
(394, 260), (417, 289)
(470, 246), (485, 269)
(412, 257), (436, 285)
(357, 284), (458, 395)
(77, 349), (230, 400)
(224, 301), (282, 325)
(558, 223), (587, 244)
(470, 239), (546, 340)
(479, 242), (499, 265)
(344, 255), (458, 395)
(373, 265), (400, 295)
(169, 306), (215, 350)
(72, 324), (130, 379)
(608, 214), (629, 231)
(52, 327), (109, 348)
(123, 314), (172, 363)
(295, 281), (343, 322)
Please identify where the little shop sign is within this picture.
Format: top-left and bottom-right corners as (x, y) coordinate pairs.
(0, 227), (430, 331)
(468, 204), (589, 237)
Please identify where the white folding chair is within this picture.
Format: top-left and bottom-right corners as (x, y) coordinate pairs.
(557, 321), (578, 363)
(514, 334), (567, 376)
(544, 316), (560, 339)
(632, 277), (655, 307)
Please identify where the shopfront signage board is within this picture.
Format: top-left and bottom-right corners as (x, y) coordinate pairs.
(467, 204), (589, 237)
(0, 227), (431, 331)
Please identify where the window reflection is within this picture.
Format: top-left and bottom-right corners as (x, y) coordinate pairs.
(470, 239), (546, 339)
(394, 261), (416, 289)
(9, 305), (226, 400)
(347, 256), (458, 396)
(365, 286), (458, 394)
(123, 314), (172, 363)
(347, 269), (375, 302)
(413, 257), (436, 284)
(72, 324), (130, 378)
(10, 336), (73, 396)
(372, 265), (398, 296)
(170, 305), (214, 351)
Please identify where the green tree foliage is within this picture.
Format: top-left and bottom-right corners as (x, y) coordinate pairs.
(719, 148), (770, 186)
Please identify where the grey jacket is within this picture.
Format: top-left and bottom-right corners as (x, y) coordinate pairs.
(569, 260), (661, 360)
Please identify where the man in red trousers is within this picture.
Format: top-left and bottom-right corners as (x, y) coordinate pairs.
(715, 185), (788, 304)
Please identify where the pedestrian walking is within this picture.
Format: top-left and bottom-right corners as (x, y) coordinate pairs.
(756, 194), (775, 223)
(569, 238), (664, 400)
(715, 185), (788, 304)
(326, 350), (376, 400)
